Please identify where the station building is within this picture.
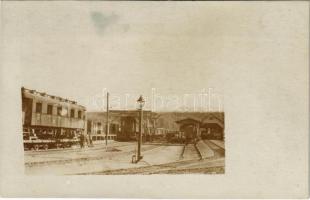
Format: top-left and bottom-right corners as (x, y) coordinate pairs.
(86, 111), (224, 143)
(157, 112), (225, 141)
(86, 110), (158, 142)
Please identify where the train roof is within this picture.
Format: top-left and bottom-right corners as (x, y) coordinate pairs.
(21, 87), (86, 110)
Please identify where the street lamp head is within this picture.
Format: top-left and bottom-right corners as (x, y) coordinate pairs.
(137, 95), (145, 109)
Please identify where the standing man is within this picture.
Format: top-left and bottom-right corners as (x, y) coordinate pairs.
(79, 133), (84, 148)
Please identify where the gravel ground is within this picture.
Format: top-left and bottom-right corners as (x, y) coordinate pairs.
(86, 157), (225, 175)
(25, 140), (225, 175)
(25, 142), (184, 175)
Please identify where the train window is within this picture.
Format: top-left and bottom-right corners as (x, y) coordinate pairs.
(35, 102), (42, 113)
(57, 106), (62, 116)
(78, 110), (82, 119)
(47, 105), (53, 115)
(63, 107), (68, 116)
(97, 123), (102, 132)
(70, 109), (75, 118)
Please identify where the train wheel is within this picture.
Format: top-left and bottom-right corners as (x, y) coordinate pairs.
(43, 144), (48, 150)
(34, 145), (39, 151)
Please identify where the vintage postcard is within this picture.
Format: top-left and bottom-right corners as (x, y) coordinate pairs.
(0, 1), (308, 198)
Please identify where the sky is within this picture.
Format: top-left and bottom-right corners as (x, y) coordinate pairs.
(3, 1), (307, 112)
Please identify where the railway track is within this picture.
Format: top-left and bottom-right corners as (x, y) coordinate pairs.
(83, 156), (225, 175)
(180, 143), (202, 160)
(202, 140), (225, 157)
(24, 142), (133, 155)
(25, 143), (162, 167)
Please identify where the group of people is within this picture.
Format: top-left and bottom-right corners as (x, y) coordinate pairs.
(79, 134), (93, 148)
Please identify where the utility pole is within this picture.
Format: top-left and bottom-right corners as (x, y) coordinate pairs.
(106, 92), (109, 151)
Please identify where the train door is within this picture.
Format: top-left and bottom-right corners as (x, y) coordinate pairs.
(22, 97), (33, 125)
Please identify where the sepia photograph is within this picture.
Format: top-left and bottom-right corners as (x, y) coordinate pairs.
(22, 87), (225, 175)
(0, 1), (308, 198)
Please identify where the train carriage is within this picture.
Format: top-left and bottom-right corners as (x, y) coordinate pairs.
(21, 87), (86, 150)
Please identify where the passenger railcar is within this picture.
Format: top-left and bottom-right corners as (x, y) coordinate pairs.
(21, 87), (86, 150)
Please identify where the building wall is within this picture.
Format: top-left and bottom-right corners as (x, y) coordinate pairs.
(86, 111), (157, 141)
(86, 119), (118, 141)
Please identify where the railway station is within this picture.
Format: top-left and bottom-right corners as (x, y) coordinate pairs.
(22, 87), (225, 175)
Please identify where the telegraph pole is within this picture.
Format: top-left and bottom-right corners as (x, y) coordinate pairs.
(106, 92), (109, 151)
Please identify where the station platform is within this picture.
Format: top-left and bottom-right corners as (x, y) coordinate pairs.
(209, 140), (225, 149)
(196, 140), (214, 159)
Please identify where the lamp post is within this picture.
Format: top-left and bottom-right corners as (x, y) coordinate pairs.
(136, 95), (145, 162)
